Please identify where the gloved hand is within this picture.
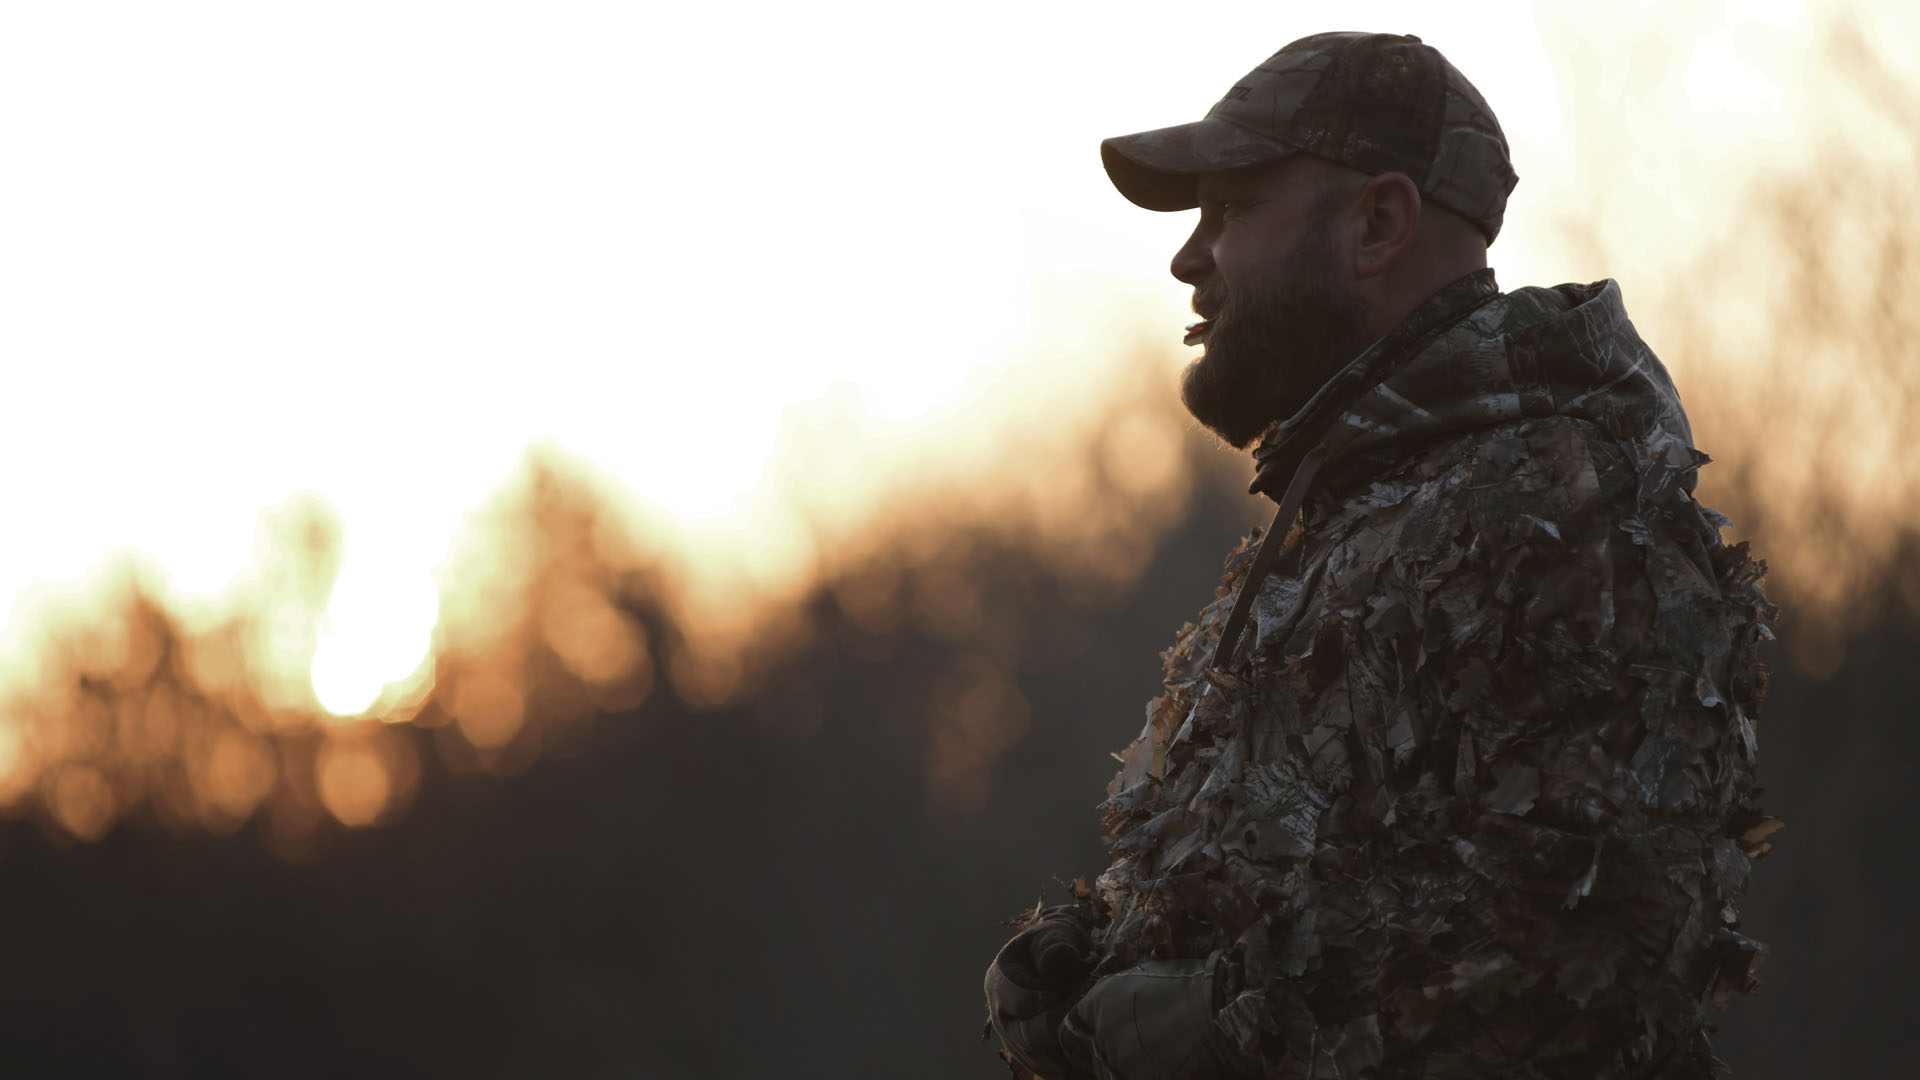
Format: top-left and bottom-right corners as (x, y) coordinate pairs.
(984, 909), (1096, 1078)
(1057, 957), (1256, 1080)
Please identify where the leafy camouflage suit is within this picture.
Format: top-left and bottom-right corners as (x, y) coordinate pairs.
(988, 271), (1775, 1079)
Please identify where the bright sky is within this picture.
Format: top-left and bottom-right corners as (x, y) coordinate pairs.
(0, 1), (1824, 714)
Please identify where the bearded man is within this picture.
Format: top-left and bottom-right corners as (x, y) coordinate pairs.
(984, 32), (1776, 1080)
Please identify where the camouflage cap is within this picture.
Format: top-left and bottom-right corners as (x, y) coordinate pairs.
(1101, 32), (1519, 242)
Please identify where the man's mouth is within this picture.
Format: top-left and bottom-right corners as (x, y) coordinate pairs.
(1184, 320), (1212, 346)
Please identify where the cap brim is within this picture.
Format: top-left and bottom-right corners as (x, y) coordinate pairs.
(1100, 118), (1298, 211)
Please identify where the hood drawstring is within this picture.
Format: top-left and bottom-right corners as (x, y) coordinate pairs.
(1210, 441), (1329, 671)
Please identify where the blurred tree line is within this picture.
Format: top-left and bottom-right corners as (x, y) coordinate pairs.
(0, 444), (1913, 1077)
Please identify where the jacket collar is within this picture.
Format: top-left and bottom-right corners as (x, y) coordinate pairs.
(1249, 269), (1502, 499)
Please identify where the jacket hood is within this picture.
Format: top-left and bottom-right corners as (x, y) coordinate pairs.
(1251, 272), (1697, 502)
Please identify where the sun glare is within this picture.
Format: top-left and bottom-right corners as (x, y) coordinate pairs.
(310, 563), (440, 718)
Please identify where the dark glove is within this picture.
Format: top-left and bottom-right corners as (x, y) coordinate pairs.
(1057, 957), (1256, 1080)
(984, 909), (1096, 1078)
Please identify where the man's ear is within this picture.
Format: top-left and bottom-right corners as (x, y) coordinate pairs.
(1352, 172), (1421, 280)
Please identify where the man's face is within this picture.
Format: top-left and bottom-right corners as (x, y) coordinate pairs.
(1172, 159), (1373, 449)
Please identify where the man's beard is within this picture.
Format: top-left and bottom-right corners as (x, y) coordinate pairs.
(1180, 223), (1373, 449)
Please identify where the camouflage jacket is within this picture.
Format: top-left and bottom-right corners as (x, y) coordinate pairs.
(1087, 271), (1775, 1079)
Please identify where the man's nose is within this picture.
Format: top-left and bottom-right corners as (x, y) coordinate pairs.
(1170, 226), (1212, 285)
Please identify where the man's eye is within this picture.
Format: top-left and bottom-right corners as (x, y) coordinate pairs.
(1203, 198), (1248, 222)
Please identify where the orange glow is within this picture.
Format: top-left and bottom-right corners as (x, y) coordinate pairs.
(0, 723), (31, 806)
(449, 670), (528, 752)
(927, 658), (1034, 816)
(541, 584), (648, 687)
(666, 645), (748, 713)
(49, 764), (115, 843)
(316, 739), (390, 828)
(314, 726), (419, 828)
(204, 729), (277, 826)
